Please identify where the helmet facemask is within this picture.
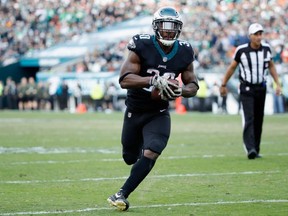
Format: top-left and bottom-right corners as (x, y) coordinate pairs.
(152, 7), (183, 46)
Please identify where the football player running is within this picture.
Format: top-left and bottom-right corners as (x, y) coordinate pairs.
(107, 7), (199, 211)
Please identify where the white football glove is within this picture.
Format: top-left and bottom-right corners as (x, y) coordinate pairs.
(150, 75), (167, 100)
(150, 75), (164, 89)
(150, 75), (182, 100)
(163, 80), (182, 100)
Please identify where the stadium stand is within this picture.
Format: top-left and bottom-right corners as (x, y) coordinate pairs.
(0, 0), (287, 112)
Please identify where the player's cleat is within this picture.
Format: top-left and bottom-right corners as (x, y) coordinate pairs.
(247, 149), (257, 159)
(107, 191), (129, 211)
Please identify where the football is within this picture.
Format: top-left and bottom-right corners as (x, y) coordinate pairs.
(151, 79), (179, 101)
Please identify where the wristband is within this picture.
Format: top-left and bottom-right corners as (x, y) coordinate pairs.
(149, 76), (154, 86)
(119, 72), (133, 83)
(221, 84), (226, 87)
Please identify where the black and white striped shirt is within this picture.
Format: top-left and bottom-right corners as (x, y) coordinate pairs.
(233, 42), (272, 84)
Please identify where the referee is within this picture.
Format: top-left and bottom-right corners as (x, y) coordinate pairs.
(220, 23), (282, 159)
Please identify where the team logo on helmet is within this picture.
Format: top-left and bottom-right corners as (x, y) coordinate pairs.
(128, 38), (136, 49)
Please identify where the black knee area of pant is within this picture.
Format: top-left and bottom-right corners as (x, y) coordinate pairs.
(123, 153), (138, 165)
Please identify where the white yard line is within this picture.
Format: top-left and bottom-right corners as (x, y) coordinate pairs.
(0, 199), (287, 215)
(0, 170), (281, 184)
(4, 152), (288, 165)
(0, 147), (118, 154)
(2, 147), (288, 157)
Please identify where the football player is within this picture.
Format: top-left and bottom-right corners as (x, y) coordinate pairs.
(107, 6), (199, 211)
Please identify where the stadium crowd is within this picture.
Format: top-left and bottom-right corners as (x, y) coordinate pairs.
(0, 0), (288, 112)
(67, 0), (288, 72)
(64, 0), (288, 73)
(0, 0), (150, 66)
(0, 75), (118, 112)
(1, 0), (288, 70)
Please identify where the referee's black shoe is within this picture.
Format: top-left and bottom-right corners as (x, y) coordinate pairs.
(247, 149), (257, 159)
(256, 154), (262, 158)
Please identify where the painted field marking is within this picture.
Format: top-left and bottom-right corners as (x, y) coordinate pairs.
(3, 152), (288, 166)
(1, 146), (288, 158)
(0, 147), (118, 154)
(0, 199), (287, 215)
(0, 170), (281, 184)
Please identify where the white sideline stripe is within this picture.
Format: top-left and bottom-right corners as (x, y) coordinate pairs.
(0, 147), (118, 154)
(1, 146), (288, 157)
(0, 199), (287, 215)
(0, 170), (281, 184)
(10, 158), (123, 165)
(7, 152), (288, 165)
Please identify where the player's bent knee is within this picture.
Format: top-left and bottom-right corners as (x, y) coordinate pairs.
(143, 149), (160, 160)
(123, 153), (138, 165)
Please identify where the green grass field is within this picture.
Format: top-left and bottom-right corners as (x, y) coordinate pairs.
(0, 111), (287, 216)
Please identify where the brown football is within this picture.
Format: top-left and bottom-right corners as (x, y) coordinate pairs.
(151, 79), (179, 101)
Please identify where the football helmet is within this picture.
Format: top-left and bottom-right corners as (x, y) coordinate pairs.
(152, 7), (183, 46)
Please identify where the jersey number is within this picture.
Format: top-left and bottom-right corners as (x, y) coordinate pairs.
(139, 34), (151, 40)
(179, 41), (190, 47)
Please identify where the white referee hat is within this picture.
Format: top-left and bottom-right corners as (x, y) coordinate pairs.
(248, 23), (264, 35)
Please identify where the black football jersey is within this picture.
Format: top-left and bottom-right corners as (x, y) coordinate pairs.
(125, 34), (195, 112)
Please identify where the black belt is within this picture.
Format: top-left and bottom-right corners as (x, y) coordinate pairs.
(240, 81), (266, 87)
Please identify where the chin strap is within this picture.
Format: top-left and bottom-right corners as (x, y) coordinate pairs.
(159, 39), (175, 46)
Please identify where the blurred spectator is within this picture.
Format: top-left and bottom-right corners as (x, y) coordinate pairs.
(75, 61), (89, 73)
(211, 81), (220, 113)
(281, 44), (288, 63)
(48, 77), (61, 111)
(103, 82), (117, 112)
(220, 93), (227, 114)
(273, 78), (285, 114)
(4, 77), (17, 109)
(26, 77), (38, 110)
(56, 81), (69, 110)
(197, 77), (208, 112)
(90, 80), (104, 112)
(72, 82), (82, 108)
(17, 77), (28, 110)
(0, 80), (3, 109)
(37, 81), (51, 110)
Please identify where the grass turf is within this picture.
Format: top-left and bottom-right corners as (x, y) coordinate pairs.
(0, 111), (287, 215)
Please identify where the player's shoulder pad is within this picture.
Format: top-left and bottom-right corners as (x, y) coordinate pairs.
(178, 39), (193, 52)
(127, 34), (138, 50)
(178, 39), (192, 47)
(127, 34), (152, 51)
(177, 39), (195, 58)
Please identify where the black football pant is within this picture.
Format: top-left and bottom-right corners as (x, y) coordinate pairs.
(121, 109), (170, 164)
(240, 83), (266, 154)
(120, 109), (170, 197)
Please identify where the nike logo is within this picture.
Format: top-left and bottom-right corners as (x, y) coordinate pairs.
(158, 64), (166, 69)
(115, 193), (121, 198)
(160, 109), (166, 112)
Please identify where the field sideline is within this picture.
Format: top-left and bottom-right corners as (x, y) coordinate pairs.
(0, 111), (287, 216)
